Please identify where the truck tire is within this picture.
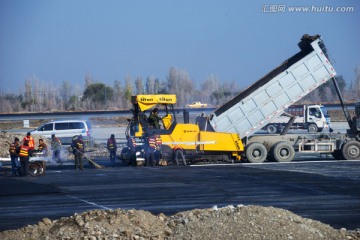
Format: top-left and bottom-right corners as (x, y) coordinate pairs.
(174, 149), (186, 165)
(266, 124), (277, 134)
(245, 142), (267, 163)
(28, 161), (45, 177)
(341, 141), (360, 160)
(307, 124), (318, 133)
(271, 141), (295, 162)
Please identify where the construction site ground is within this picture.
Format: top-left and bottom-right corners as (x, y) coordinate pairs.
(0, 111), (359, 239)
(0, 156), (360, 239)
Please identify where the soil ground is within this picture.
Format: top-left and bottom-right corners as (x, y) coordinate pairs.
(0, 205), (359, 240)
(1, 110), (359, 239)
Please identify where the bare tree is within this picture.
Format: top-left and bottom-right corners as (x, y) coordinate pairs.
(167, 67), (194, 107)
(135, 77), (144, 94)
(353, 65), (360, 101)
(84, 73), (93, 89)
(146, 76), (155, 94)
(60, 81), (73, 110)
(201, 74), (220, 105)
(113, 80), (124, 109)
(123, 76), (133, 109)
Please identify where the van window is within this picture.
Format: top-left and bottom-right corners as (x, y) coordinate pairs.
(55, 123), (69, 130)
(69, 122), (85, 129)
(39, 123), (53, 131)
(54, 122), (85, 130)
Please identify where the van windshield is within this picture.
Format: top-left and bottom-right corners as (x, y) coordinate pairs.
(38, 123), (53, 131)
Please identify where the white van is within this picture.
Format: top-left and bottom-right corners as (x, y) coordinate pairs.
(31, 120), (92, 143)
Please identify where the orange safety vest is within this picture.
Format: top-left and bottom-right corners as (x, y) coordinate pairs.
(76, 141), (84, 150)
(19, 145), (30, 157)
(148, 136), (156, 149)
(24, 136), (35, 149)
(155, 136), (162, 146)
(108, 138), (116, 150)
(9, 143), (18, 156)
(131, 138), (136, 147)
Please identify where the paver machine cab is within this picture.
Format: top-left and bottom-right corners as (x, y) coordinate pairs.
(125, 94), (244, 165)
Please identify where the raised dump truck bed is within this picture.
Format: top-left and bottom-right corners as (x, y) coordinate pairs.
(209, 35), (336, 139)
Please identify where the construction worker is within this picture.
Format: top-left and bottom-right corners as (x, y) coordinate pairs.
(23, 132), (35, 150)
(72, 135), (85, 170)
(154, 134), (162, 165)
(107, 134), (117, 162)
(9, 137), (20, 176)
(51, 134), (63, 164)
(148, 108), (162, 129)
(126, 135), (136, 166)
(37, 139), (48, 157)
(145, 133), (157, 166)
(18, 140), (33, 176)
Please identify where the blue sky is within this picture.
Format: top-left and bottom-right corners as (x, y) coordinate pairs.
(0, 0), (359, 93)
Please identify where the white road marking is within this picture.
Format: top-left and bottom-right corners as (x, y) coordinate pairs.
(190, 159), (360, 167)
(66, 195), (111, 210)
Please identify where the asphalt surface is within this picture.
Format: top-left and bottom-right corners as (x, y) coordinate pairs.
(0, 158), (359, 232)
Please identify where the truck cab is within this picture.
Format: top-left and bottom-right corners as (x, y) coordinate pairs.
(263, 104), (331, 134)
(306, 105), (331, 132)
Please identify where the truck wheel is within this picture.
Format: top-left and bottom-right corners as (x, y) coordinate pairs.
(271, 141), (295, 162)
(266, 124), (277, 134)
(308, 124), (318, 132)
(174, 149), (186, 165)
(341, 141), (360, 160)
(28, 161), (44, 177)
(245, 142), (267, 163)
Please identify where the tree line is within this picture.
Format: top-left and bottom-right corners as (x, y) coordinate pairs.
(0, 66), (359, 113)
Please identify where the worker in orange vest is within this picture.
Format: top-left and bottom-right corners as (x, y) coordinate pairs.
(18, 140), (33, 176)
(126, 135), (136, 166)
(154, 135), (162, 165)
(145, 133), (157, 167)
(23, 132), (35, 150)
(107, 134), (118, 163)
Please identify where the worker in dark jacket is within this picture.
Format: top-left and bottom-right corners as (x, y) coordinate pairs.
(107, 134), (117, 162)
(148, 108), (162, 129)
(37, 139), (48, 157)
(126, 135), (136, 166)
(51, 134), (63, 164)
(145, 133), (157, 166)
(18, 140), (33, 176)
(72, 135), (85, 170)
(9, 137), (20, 176)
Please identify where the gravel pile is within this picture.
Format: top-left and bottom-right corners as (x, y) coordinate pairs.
(0, 205), (359, 240)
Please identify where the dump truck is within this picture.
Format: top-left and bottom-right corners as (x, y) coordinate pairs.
(207, 34), (335, 137)
(202, 34), (360, 163)
(123, 34), (360, 164)
(262, 104), (331, 134)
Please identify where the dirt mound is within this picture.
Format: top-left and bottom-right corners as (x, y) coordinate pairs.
(0, 205), (358, 240)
